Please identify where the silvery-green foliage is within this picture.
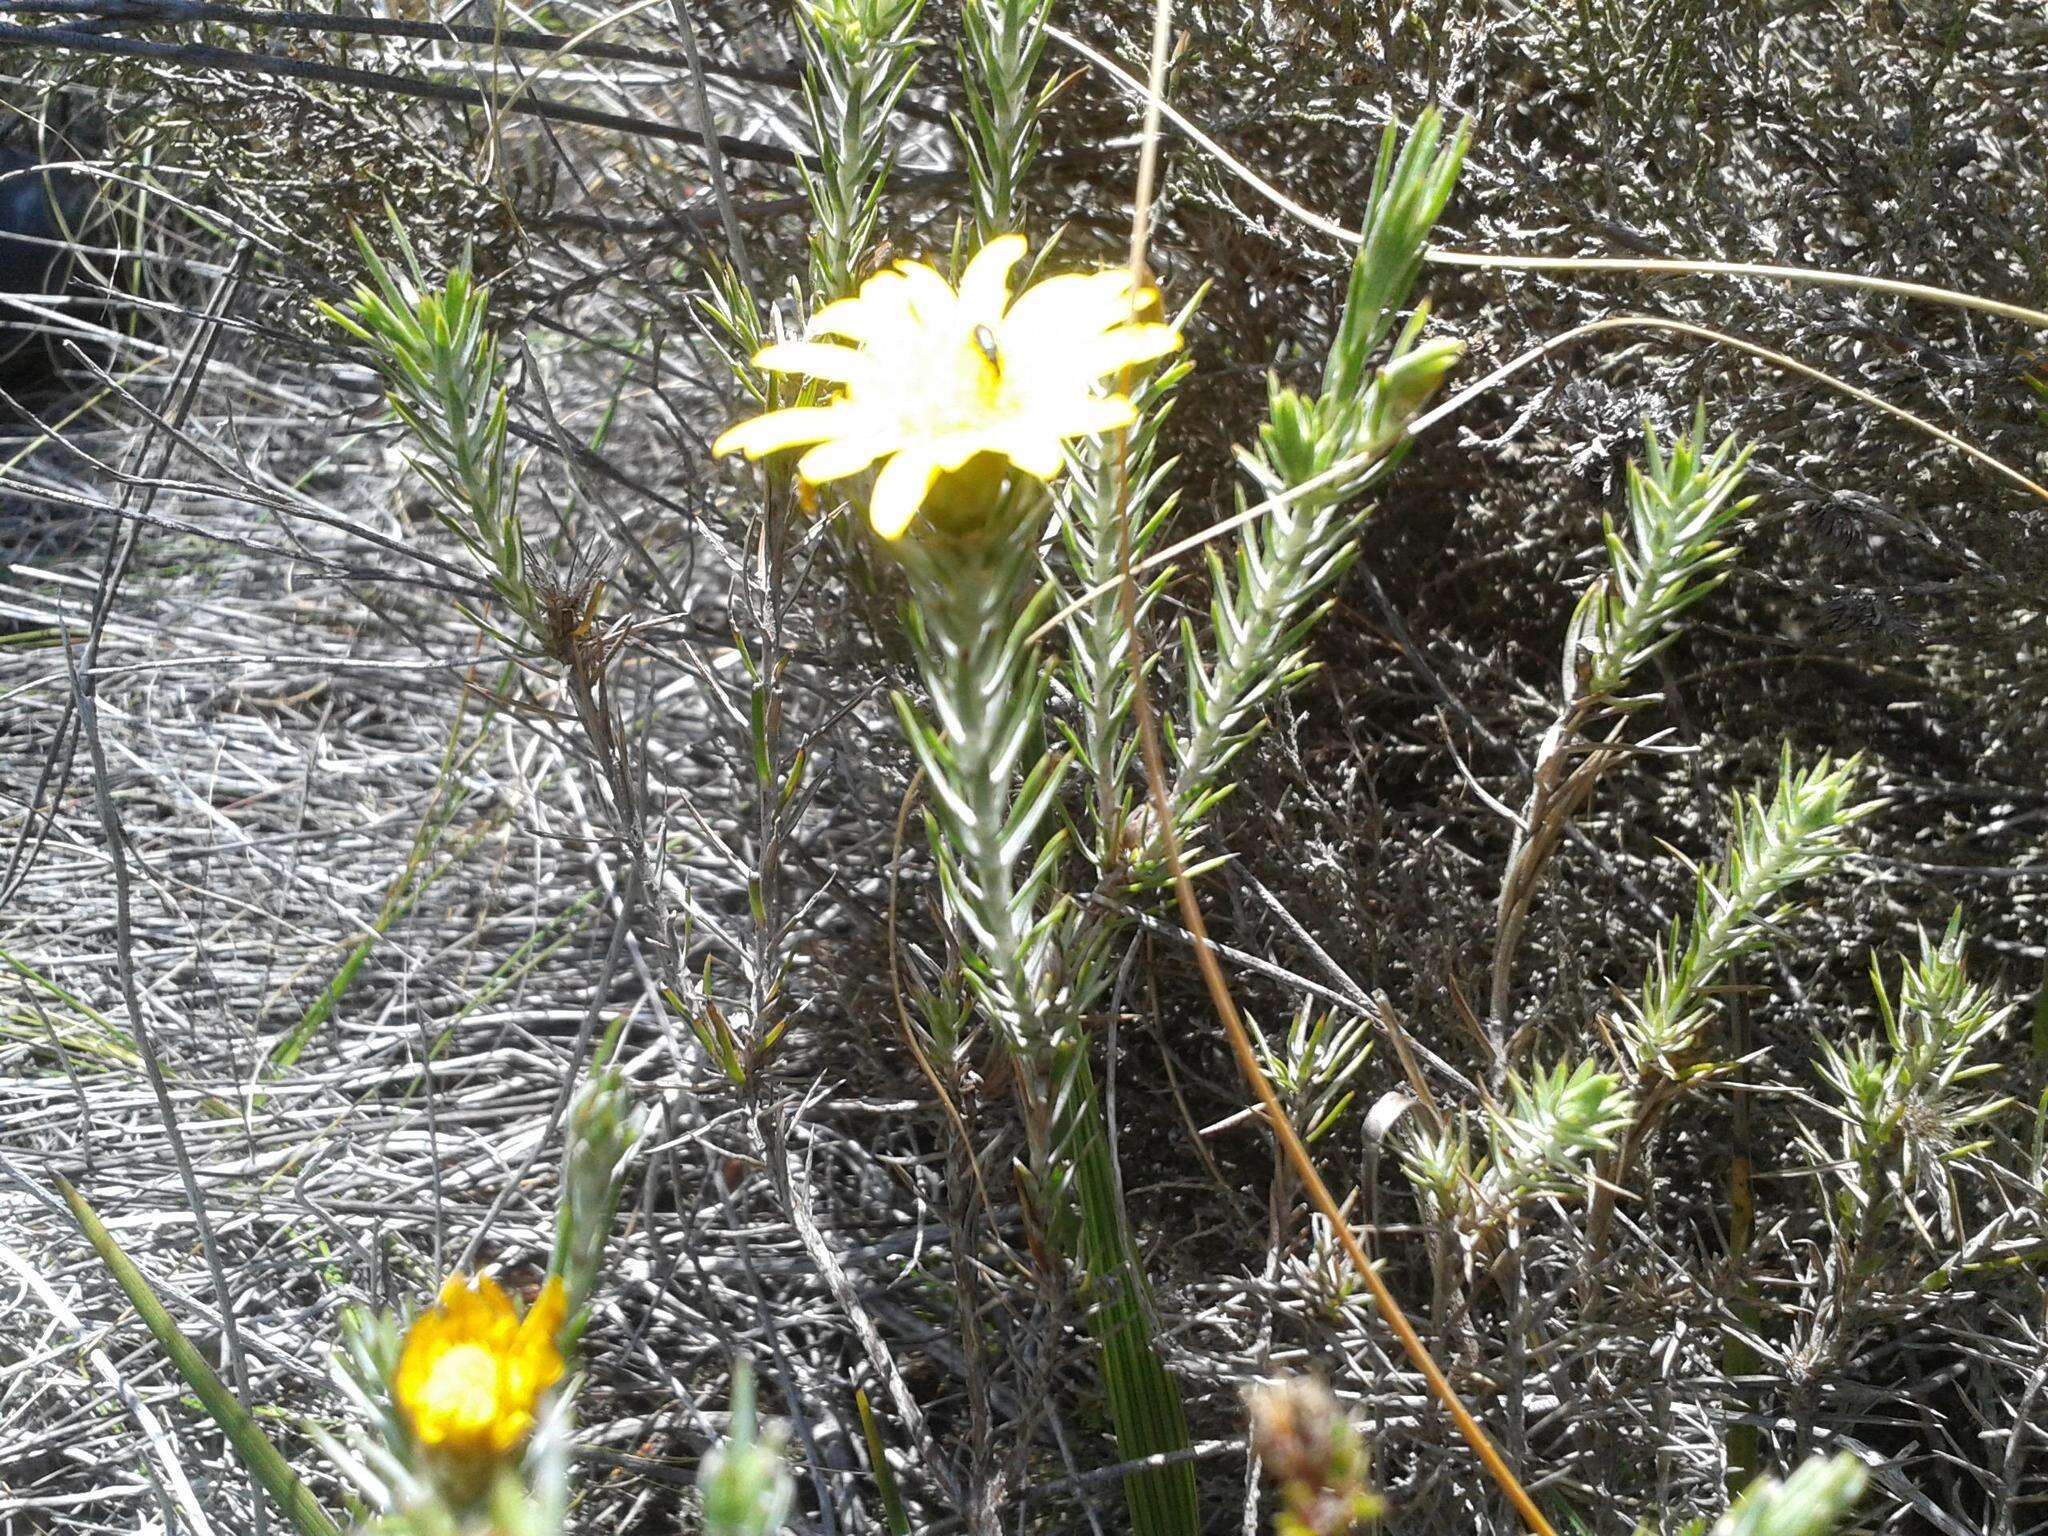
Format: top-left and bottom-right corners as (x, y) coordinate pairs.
(1248, 1003), (1374, 1146)
(319, 223), (532, 644)
(890, 498), (1069, 1053)
(1685, 1453), (1867, 1536)
(1621, 751), (1882, 1079)
(1054, 328), (1194, 875)
(1323, 107), (1469, 402)
(333, 1305), (405, 1468)
(697, 1361), (795, 1536)
(549, 1057), (646, 1337)
(1521, 0), (1728, 139)
(1485, 1059), (1634, 1204)
(1491, 411), (1756, 1034)
(1402, 1060), (1631, 1230)
(322, 1303), (447, 1530)
(891, 492), (1201, 1536)
(796, 0), (924, 300)
(696, 79), (1470, 1536)
(955, 0), (1053, 238)
(1399, 1119), (1477, 1226)
(694, 258), (776, 411)
(1808, 912), (2015, 1247)
(1170, 112), (1467, 853)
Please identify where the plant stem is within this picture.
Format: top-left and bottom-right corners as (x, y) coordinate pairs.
(901, 508), (1197, 1533)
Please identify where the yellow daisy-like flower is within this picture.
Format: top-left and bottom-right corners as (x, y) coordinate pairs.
(712, 235), (1181, 539)
(393, 1273), (567, 1466)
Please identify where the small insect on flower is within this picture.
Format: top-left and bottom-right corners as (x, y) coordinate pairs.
(394, 1273), (567, 1467)
(712, 234), (1181, 540)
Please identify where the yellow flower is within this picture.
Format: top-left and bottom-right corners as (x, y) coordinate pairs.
(394, 1273), (566, 1465)
(712, 235), (1181, 539)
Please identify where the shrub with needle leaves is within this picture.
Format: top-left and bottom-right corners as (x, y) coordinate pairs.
(1807, 912), (2015, 1259)
(1248, 1004), (1376, 1150)
(715, 228), (1202, 1531)
(1682, 1454), (1867, 1536)
(1485, 1059), (1636, 1207)
(550, 1063), (648, 1340)
(1167, 112), (1467, 861)
(697, 1361), (796, 1536)
(319, 222), (536, 646)
(1403, 1059), (1633, 1237)
(1493, 410), (1756, 1036)
(24, 2), (2048, 1533)
(1570, 750), (1884, 1253)
(1573, 410), (1754, 706)
(796, 0), (925, 300)
(956, 0), (1054, 237)
(1056, 329), (1195, 875)
(1621, 751), (1882, 1081)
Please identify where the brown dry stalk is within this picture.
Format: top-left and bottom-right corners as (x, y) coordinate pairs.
(1118, 565), (1560, 1536)
(1110, 3), (1557, 1531)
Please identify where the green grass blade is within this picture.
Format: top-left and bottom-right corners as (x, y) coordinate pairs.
(264, 674), (504, 1076)
(855, 1388), (912, 1536)
(1055, 1044), (1200, 1535)
(0, 945), (140, 1065)
(54, 1176), (341, 1536)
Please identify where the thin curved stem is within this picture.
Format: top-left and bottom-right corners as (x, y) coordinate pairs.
(1115, 431), (1562, 1536)
(0, 21), (814, 169)
(1414, 315), (2048, 503)
(1428, 250), (2048, 332)
(1047, 21), (2048, 333)
(1030, 310), (2048, 651)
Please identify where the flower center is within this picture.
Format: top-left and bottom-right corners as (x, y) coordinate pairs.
(870, 322), (1009, 442)
(415, 1343), (502, 1435)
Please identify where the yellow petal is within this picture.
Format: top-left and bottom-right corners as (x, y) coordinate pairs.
(489, 1407), (537, 1456)
(992, 429), (1067, 479)
(810, 282), (909, 345)
(928, 428), (1004, 474)
(713, 406), (844, 460)
(958, 234), (1028, 326)
(753, 339), (871, 385)
(798, 433), (890, 483)
(1041, 394), (1140, 438)
(888, 258), (960, 327)
(520, 1277), (567, 1354)
(438, 1273), (516, 1341)
(473, 1274), (515, 1314)
(391, 1271), (567, 1466)
(1083, 322), (1182, 377)
(1000, 269), (1141, 341)
(868, 449), (940, 539)
(393, 1320), (441, 1401)
(510, 1277), (568, 1398)
(1003, 320), (1179, 393)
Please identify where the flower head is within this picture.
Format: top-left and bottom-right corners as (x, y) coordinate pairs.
(713, 235), (1180, 539)
(1247, 1375), (1384, 1536)
(394, 1273), (566, 1466)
